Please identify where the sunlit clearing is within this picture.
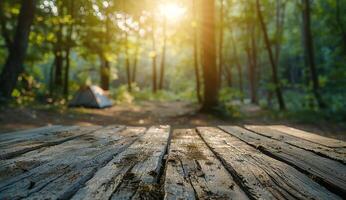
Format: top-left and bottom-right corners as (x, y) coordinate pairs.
(159, 3), (185, 21)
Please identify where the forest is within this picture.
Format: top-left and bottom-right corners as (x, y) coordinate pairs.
(0, 0), (346, 131)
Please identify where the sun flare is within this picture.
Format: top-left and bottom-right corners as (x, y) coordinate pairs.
(159, 3), (185, 21)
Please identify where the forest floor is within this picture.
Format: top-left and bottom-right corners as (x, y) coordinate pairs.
(0, 100), (345, 140)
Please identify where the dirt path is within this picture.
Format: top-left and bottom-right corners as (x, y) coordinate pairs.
(0, 101), (345, 140)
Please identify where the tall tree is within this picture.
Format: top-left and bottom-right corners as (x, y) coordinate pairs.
(244, 1), (259, 104)
(123, 0), (132, 92)
(124, 19), (132, 92)
(159, 16), (167, 90)
(63, 0), (76, 99)
(192, 0), (202, 103)
(245, 24), (258, 104)
(0, 0), (36, 99)
(301, 0), (326, 109)
(53, 24), (63, 89)
(201, 0), (219, 111)
(256, 0), (286, 110)
(131, 16), (141, 83)
(230, 31), (243, 101)
(151, 10), (158, 93)
(53, 2), (64, 92)
(274, 0), (286, 67)
(336, 0), (346, 53)
(268, 0), (286, 107)
(100, 8), (111, 90)
(218, 0), (225, 87)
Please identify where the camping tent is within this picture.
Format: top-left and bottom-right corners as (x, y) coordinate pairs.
(69, 85), (113, 108)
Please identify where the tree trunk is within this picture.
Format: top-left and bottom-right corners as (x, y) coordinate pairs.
(301, 0), (326, 109)
(49, 61), (54, 96)
(100, 56), (110, 90)
(100, 11), (111, 91)
(0, 0), (36, 99)
(256, 0), (286, 110)
(336, 0), (346, 54)
(125, 29), (132, 92)
(159, 17), (167, 90)
(63, 49), (70, 98)
(231, 32), (243, 100)
(246, 44), (258, 104)
(131, 30), (140, 83)
(54, 23), (64, 89)
(201, 0), (219, 111)
(123, 1), (132, 92)
(193, 0), (202, 103)
(63, 0), (75, 99)
(218, 0), (224, 88)
(151, 12), (157, 93)
(274, 0), (286, 67)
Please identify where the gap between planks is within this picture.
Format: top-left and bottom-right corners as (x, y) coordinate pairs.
(197, 127), (342, 200)
(219, 126), (346, 197)
(0, 126), (145, 199)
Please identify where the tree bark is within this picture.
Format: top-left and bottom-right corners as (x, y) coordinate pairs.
(0, 0), (36, 99)
(246, 43), (258, 104)
(201, 0), (219, 111)
(218, 0), (224, 88)
(274, 0), (286, 67)
(131, 30), (140, 83)
(159, 17), (167, 90)
(54, 43), (63, 88)
(63, 49), (70, 98)
(336, 0), (346, 54)
(151, 12), (157, 93)
(192, 0), (202, 103)
(124, 21), (132, 92)
(63, 0), (75, 99)
(100, 10), (111, 91)
(230, 32), (243, 100)
(301, 0), (326, 109)
(256, 0), (286, 110)
(100, 56), (110, 90)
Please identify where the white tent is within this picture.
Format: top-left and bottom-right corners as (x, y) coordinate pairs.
(69, 85), (113, 108)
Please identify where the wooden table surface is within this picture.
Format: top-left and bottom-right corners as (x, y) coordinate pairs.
(0, 125), (345, 200)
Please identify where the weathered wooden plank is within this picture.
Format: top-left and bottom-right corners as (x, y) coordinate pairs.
(245, 125), (346, 164)
(0, 126), (75, 148)
(71, 125), (170, 200)
(0, 126), (123, 182)
(0, 126), (145, 200)
(0, 125), (63, 142)
(164, 129), (249, 200)
(198, 127), (341, 200)
(268, 125), (346, 148)
(220, 126), (346, 197)
(0, 126), (92, 159)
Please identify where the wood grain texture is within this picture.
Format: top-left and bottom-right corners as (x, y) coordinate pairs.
(220, 126), (346, 197)
(72, 125), (170, 200)
(0, 126), (87, 159)
(0, 125), (64, 142)
(0, 126), (144, 200)
(198, 127), (341, 200)
(0, 126), (122, 182)
(164, 129), (249, 200)
(245, 125), (346, 164)
(268, 125), (346, 148)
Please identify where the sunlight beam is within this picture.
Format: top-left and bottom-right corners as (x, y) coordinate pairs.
(159, 3), (185, 22)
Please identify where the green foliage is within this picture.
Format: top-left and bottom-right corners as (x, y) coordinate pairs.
(215, 87), (242, 119)
(0, 0), (345, 123)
